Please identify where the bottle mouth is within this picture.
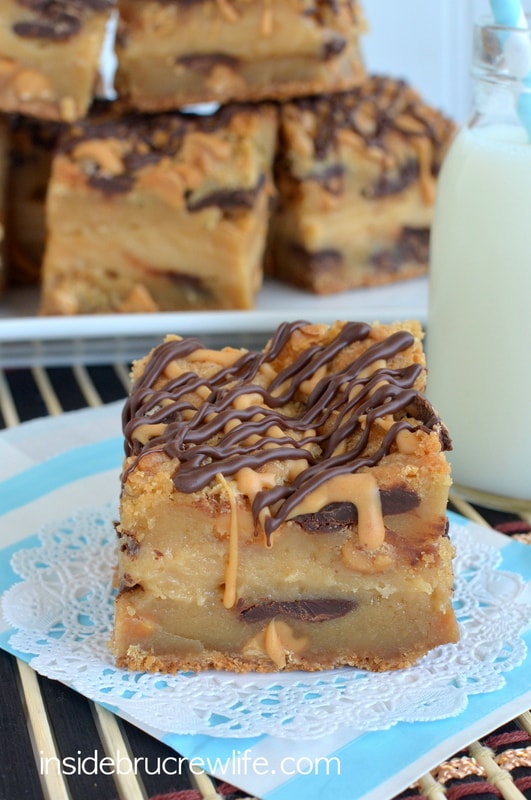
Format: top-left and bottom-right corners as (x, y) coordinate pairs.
(474, 15), (531, 83)
(478, 11), (531, 33)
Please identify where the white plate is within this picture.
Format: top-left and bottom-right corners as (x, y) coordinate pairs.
(0, 278), (428, 367)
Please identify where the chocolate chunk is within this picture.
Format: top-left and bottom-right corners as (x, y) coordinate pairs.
(16, 0), (114, 10)
(13, 14), (81, 40)
(363, 160), (419, 199)
(289, 244), (343, 277)
(380, 487), (421, 515)
(237, 597), (357, 623)
(119, 539), (140, 558)
(403, 226), (430, 261)
(119, 572), (137, 591)
(437, 423), (452, 451)
(322, 37), (347, 60)
(176, 53), (241, 74)
(14, 0), (113, 41)
(371, 227), (430, 273)
(277, 163), (345, 196)
(115, 524), (141, 556)
(81, 0), (114, 7)
(293, 502), (358, 532)
(310, 163), (345, 195)
(123, 151), (163, 172)
(293, 488), (421, 532)
(164, 271), (213, 303)
(87, 173), (134, 195)
(186, 175), (266, 213)
(406, 392), (438, 426)
(406, 394), (452, 451)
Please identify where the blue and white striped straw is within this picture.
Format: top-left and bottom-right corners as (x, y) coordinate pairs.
(490, 0), (527, 28)
(490, 0), (531, 138)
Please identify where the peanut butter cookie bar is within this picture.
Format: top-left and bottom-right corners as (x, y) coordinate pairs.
(115, 0), (367, 111)
(114, 319), (458, 673)
(39, 102), (277, 314)
(267, 76), (456, 293)
(0, 0), (115, 122)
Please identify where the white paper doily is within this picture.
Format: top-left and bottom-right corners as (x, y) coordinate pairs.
(2, 504), (530, 740)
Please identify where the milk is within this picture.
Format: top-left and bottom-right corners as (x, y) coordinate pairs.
(426, 123), (531, 503)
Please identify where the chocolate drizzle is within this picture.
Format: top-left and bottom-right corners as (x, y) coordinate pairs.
(123, 322), (449, 541)
(58, 102), (269, 196)
(186, 174), (266, 213)
(286, 76), (455, 165)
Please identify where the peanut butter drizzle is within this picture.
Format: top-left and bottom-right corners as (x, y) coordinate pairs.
(377, 414), (419, 455)
(186, 347), (241, 366)
(264, 619), (286, 669)
(235, 466), (276, 504)
(215, 0), (239, 22)
(264, 619), (308, 669)
(260, 0), (273, 37)
(123, 321), (447, 549)
(285, 473), (385, 550)
(217, 473), (239, 609)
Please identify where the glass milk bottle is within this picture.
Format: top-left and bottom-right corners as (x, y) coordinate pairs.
(427, 19), (531, 510)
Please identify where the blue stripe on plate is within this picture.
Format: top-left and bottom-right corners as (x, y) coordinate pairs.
(0, 437), (123, 517)
(162, 632), (531, 800)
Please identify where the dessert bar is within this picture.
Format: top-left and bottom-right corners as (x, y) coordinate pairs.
(114, 319), (458, 673)
(115, 0), (367, 111)
(0, 0), (115, 122)
(39, 101), (277, 314)
(267, 76), (455, 293)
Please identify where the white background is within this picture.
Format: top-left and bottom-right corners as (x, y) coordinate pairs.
(363, 0), (531, 123)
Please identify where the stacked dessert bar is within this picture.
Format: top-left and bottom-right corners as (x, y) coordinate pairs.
(0, 1), (455, 312)
(267, 76), (455, 293)
(0, 0), (115, 122)
(39, 101), (278, 314)
(114, 0), (367, 110)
